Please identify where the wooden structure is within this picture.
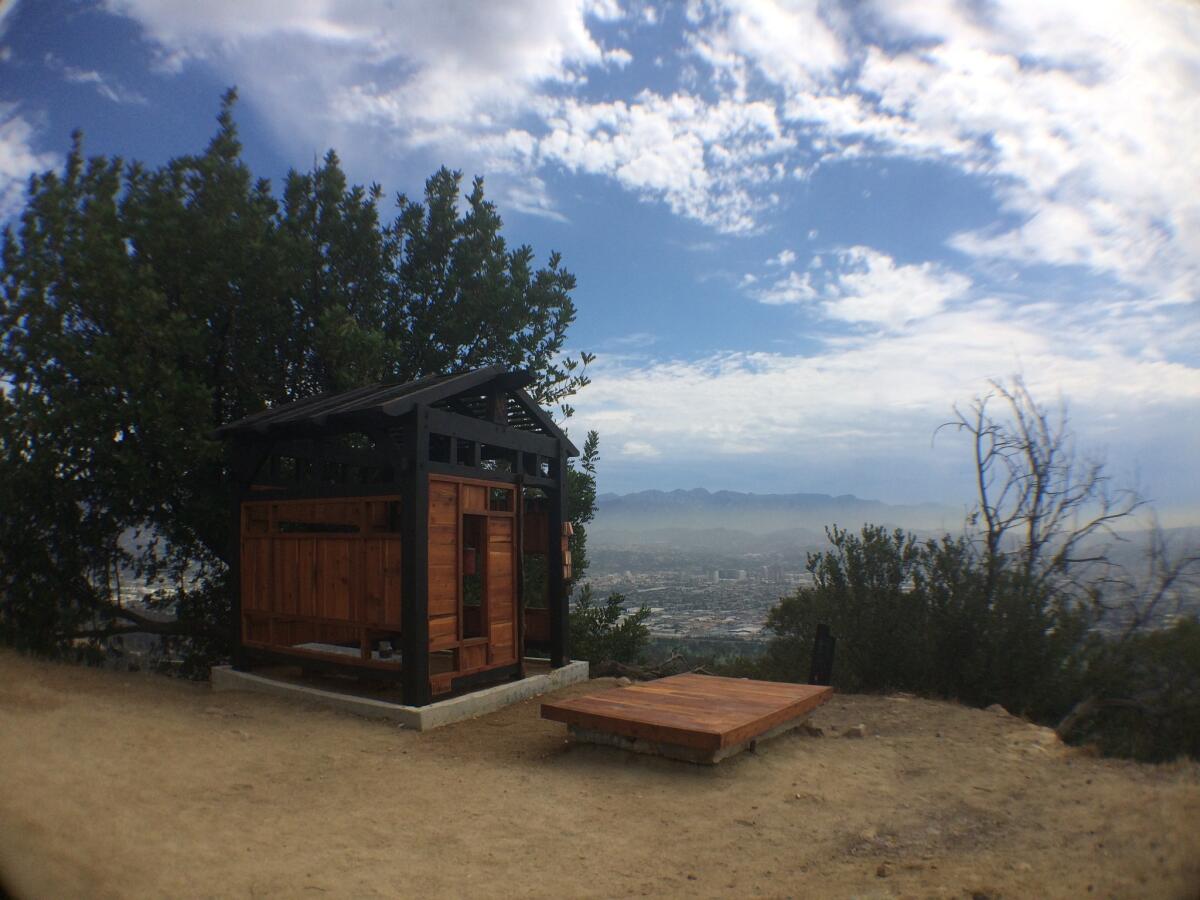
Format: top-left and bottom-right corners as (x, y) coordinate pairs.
(216, 366), (577, 706)
(541, 673), (833, 763)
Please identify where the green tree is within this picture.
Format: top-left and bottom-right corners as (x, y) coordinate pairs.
(0, 90), (593, 672)
(567, 429), (600, 589)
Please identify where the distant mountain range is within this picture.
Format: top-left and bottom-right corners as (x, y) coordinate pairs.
(591, 488), (962, 550)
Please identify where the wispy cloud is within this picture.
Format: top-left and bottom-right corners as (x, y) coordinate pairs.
(44, 53), (147, 105)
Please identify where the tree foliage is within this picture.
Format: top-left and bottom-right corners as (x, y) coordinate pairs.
(567, 429), (600, 590)
(0, 90), (593, 672)
(568, 586), (651, 666)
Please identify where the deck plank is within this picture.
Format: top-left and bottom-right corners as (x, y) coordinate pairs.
(541, 674), (833, 754)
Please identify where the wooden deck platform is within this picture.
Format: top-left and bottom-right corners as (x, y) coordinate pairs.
(541, 673), (833, 763)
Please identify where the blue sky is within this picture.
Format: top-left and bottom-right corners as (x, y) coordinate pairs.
(1, 0), (1198, 520)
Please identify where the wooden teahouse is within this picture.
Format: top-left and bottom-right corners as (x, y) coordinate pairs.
(216, 366), (577, 706)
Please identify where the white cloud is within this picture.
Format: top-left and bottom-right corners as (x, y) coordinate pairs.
(820, 247), (971, 328)
(752, 246), (970, 328)
(0, 104), (56, 222)
(537, 91), (793, 231)
(44, 53), (147, 104)
(105, 0), (618, 147)
(604, 47), (633, 68)
(690, 0), (846, 92)
(767, 248), (795, 267)
(755, 269), (815, 305)
(620, 440), (662, 458)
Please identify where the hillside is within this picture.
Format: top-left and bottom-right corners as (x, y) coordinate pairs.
(1, 651), (1198, 899)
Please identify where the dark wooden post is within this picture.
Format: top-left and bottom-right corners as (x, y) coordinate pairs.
(547, 444), (570, 668)
(400, 407), (432, 705)
(228, 437), (262, 672)
(808, 623), (836, 686)
(229, 483), (247, 671)
(514, 473), (527, 679)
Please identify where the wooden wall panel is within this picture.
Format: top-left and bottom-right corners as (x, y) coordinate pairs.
(363, 538), (383, 624)
(460, 643), (487, 670)
(318, 539), (353, 620)
(296, 538), (317, 618)
(389, 476), (531, 685)
(240, 495), (404, 658)
(429, 482), (457, 526)
(490, 622), (515, 662)
(487, 515), (517, 665)
(462, 484), (487, 512)
(361, 538), (402, 627)
(427, 479), (459, 628)
(240, 539), (262, 612)
(274, 539), (299, 616)
(429, 614), (457, 650)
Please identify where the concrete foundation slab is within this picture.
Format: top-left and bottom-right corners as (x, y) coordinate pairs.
(210, 660), (589, 731)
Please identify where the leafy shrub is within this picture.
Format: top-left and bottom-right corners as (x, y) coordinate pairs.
(569, 585), (650, 665)
(756, 524), (1092, 719)
(1066, 617), (1200, 761)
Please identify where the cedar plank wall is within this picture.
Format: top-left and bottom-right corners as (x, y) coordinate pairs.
(427, 480), (460, 652)
(240, 497), (402, 651)
(427, 475), (519, 695)
(487, 516), (517, 665)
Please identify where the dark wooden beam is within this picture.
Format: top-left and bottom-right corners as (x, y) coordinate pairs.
(449, 662), (522, 694)
(425, 406), (559, 458)
(547, 443), (569, 668)
(515, 473), (527, 679)
(238, 483), (405, 501)
(400, 407), (432, 706)
(425, 461), (556, 490)
(227, 439), (262, 669)
(271, 438), (391, 470)
(229, 483), (248, 670)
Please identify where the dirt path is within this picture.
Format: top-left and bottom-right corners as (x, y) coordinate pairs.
(1, 650), (1197, 899)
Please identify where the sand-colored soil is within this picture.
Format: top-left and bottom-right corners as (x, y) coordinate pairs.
(1, 650), (1197, 899)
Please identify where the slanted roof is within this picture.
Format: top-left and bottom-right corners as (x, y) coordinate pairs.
(214, 365), (579, 456)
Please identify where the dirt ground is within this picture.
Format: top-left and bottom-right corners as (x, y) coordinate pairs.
(1, 651), (1198, 899)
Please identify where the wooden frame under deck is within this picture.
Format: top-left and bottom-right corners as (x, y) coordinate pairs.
(217, 366), (578, 706)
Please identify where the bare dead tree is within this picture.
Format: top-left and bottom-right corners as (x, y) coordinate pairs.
(939, 376), (1142, 604)
(937, 378), (1200, 743)
(1108, 517), (1200, 638)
